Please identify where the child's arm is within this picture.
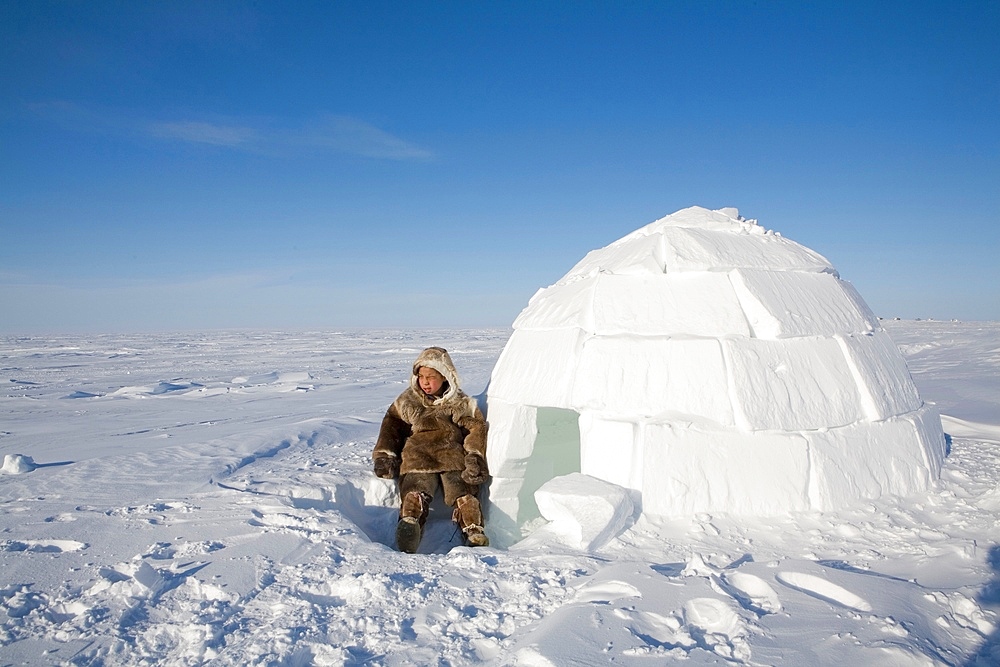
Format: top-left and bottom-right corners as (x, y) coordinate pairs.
(458, 405), (490, 485)
(372, 403), (409, 479)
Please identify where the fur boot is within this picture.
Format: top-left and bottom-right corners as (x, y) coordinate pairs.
(396, 491), (430, 553)
(453, 494), (489, 547)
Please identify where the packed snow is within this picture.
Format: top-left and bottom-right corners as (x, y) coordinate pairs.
(1, 320), (998, 665)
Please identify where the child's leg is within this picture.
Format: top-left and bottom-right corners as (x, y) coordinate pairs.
(441, 472), (489, 547)
(395, 473), (439, 553)
(398, 473), (439, 526)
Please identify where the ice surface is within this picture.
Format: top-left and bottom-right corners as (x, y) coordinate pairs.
(486, 206), (946, 530)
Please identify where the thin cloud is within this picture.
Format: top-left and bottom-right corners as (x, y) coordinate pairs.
(146, 114), (434, 160)
(291, 115), (434, 160)
(26, 101), (433, 161)
(147, 120), (260, 147)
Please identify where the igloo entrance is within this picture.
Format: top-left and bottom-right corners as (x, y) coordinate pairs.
(516, 407), (581, 526)
(483, 206), (946, 548)
(484, 402), (583, 541)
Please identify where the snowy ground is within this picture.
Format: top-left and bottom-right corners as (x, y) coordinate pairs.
(1, 322), (998, 666)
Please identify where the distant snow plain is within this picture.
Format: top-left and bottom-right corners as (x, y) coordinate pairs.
(1, 320), (998, 666)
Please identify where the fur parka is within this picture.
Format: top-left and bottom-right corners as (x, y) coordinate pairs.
(372, 347), (489, 476)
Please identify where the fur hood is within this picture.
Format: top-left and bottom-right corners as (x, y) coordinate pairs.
(409, 346), (462, 405)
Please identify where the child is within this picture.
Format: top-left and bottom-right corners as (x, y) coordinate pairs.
(372, 347), (490, 553)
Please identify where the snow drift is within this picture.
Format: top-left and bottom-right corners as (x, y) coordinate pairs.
(484, 206), (947, 545)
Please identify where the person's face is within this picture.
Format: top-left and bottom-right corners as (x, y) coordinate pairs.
(417, 367), (446, 396)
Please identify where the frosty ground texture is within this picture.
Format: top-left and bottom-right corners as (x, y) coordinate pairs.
(1, 322), (998, 666)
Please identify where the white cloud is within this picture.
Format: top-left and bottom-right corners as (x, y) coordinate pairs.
(147, 114), (434, 160)
(292, 115), (434, 160)
(147, 121), (260, 147)
(27, 101), (433, 161)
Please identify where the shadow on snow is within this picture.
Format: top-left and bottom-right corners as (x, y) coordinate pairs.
(965, 544), (1000, 666)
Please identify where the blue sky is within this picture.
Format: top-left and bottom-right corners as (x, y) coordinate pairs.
(2, 1), (998, 333)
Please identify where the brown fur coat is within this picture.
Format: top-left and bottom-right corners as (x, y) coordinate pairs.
(373, 347), (488, 476)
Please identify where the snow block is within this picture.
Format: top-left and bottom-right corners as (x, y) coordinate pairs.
(488, 475), (528, 502)
(564, 231), (667, 280)
(908, 403), (947, 476)
(639, 424), (812, 515)
(483, 480), (523, 548)
(533, 473), (634, 551)
(806, 409), (941, 509)
(572, 335), (733, 423)
(660, 226), (833, 274)
(513, 280), (595, 331)
(485, 399), (538, 466)
(579, 414), (640, 490)
(653, 205), (754, 232)
(837, 331), (923, 421)
(589, 273), (751, 337)
(515, 272), (751, 338)
(725, 336), (866, 431)
(488, 328), (583, 407)
(485, 404), (586, 548)
(1, 454), (37, 474)
(838, 279), (880, 330)
(133, 561), (165, 593)
(730, 269), (876, 339)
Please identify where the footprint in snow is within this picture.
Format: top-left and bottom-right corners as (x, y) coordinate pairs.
(618, 608), (690, 648)
(3, 586), (46, 619)
(619, 598), (750, 661)
(681, 598), (751, 661)
(104, 501), (196, 525)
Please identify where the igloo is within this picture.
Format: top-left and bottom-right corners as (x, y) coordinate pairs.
(483, 206), (946, 546)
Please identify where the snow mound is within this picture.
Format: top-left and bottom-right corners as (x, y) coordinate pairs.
(485, 206), (947, 546)
(2, 454), (37, 474)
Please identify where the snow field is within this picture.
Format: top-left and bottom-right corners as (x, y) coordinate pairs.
(0, 323), (997, 665)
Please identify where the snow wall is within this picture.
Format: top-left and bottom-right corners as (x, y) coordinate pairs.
(483, 206), (946, 547)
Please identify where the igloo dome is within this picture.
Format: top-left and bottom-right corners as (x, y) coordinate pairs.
(484, 206), (946, 545)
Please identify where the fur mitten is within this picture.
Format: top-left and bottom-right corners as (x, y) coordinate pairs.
(373, 456), (399, 479)
(461, 452), (489, 485)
